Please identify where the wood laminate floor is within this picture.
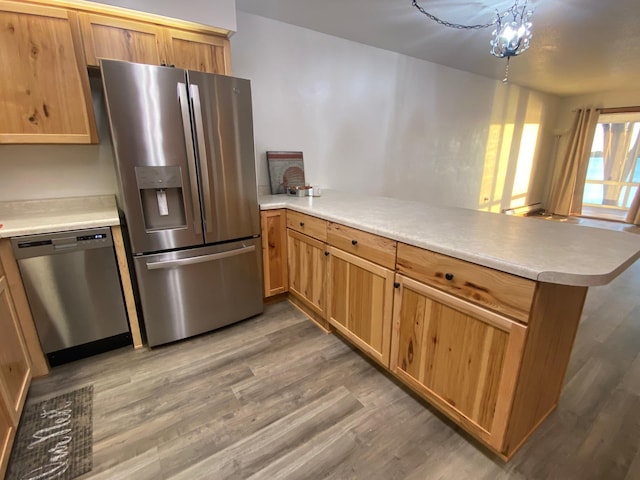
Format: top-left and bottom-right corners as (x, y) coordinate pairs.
(23, 256), (640, 479)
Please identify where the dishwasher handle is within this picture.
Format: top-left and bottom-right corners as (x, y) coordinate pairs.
(146, 245), (256, 270)
(53, 237), (78, 250)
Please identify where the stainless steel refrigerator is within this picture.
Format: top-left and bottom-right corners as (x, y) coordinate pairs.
(100, 59), (263, 347)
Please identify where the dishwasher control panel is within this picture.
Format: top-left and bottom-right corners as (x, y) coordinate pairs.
(11, 227), (114, 259)
(77, 233), (108, 242)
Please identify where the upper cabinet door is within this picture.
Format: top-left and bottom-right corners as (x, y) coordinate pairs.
(79, 12), (167, 67)
(0, 2), (97, 144)
(165, 29), (230, 74)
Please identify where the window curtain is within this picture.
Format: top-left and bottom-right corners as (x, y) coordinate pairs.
(547, 108), (600, 216)
(626, 189), (640, 225)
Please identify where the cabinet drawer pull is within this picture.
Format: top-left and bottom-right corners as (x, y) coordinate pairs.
(394, 282), (400, 288)
(351, 239), (358, 246)
(324, 251), (330, 256)
(445, 272), (454, 281)
(300, 222), (305, 227)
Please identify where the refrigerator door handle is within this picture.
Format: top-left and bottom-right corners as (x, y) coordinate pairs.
(190, 84), (213, 234)
(178, 82), (203, 235)
(145, 245), (256, 270)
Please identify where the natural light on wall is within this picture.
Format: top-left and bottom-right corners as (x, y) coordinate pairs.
(478, 87), (542, 213)
(510, 123), (540, 209)
(479, 124), (514, 213)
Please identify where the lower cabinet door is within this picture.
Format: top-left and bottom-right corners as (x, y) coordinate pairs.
(390, 275), (527, 451)
(261, 209), (288, 297)
(287, 229), (327, 317)
(0, 275), (31, 423)
(0, 401), (14, 480)
(327, 246), (394, 367)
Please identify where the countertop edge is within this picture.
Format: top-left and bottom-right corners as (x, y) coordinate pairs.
(259, 193), (640, 287)
(0, 195), (120, 238)
(0, 217), (121, 239)
(536, 250), (640, 287)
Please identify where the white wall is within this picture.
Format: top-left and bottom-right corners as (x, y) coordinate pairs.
(231, 12), (560, 210)
(86, 0), (237, 32)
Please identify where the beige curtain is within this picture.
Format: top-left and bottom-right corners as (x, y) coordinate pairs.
(626, 189), (640, 224)
(547, 108), (600, 216)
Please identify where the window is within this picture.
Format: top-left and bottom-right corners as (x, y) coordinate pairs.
(582, 112), (640, 220)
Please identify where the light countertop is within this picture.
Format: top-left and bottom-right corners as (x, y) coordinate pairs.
(259, 190), (640, 287)
(0, 195), (120, 238)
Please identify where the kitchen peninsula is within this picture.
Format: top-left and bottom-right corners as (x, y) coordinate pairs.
(259, 190), (640, 459)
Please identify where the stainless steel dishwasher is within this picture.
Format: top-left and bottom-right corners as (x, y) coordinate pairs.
(11, 227), (131, 366)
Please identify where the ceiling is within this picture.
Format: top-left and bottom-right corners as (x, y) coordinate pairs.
(235, 0), (640, 97)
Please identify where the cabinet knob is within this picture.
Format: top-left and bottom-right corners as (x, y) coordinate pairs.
(324, 251), (330, 256)
(351, 239), (358, 246)
(445, 272), (454, 281)
(394, 282), (400, 288)
(300, 222), (305, 227)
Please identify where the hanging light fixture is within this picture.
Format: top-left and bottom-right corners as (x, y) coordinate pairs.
(412, 0), (533, 83)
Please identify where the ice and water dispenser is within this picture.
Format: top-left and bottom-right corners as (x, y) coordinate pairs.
(135, 166), (188, 231)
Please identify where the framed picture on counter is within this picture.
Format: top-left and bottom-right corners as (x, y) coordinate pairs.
(267, 151), (305, 194)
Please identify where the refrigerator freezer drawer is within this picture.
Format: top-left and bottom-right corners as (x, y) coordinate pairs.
(133, 238), (263, 347)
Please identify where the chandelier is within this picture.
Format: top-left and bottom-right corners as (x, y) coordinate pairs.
(412, 0), (533, 82)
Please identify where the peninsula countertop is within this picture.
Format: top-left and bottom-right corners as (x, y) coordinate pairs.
(259, 190), (640, 287)
(0, 195), (120, 238)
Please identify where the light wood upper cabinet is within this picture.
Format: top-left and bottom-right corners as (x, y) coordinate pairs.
(0, 1), (97, 144)
(78, 12), (230, 74)
(164, 28), (230, 74)
(261, 209), (288, 297)
(78, 12), (167, 67)
(390, 274), (526, 451)
(0, 0), (232, 144)
(327, 246), (395, 367)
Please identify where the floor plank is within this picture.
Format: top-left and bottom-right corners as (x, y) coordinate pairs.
(168, 387), (363, 480)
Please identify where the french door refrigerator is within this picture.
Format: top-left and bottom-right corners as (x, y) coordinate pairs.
(101, 59), (263, 347)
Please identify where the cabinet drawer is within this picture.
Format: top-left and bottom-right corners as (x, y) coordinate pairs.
(396, 243), (535, 323)
(327, 222), (396, 269)
(286, 211), (327, 242)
